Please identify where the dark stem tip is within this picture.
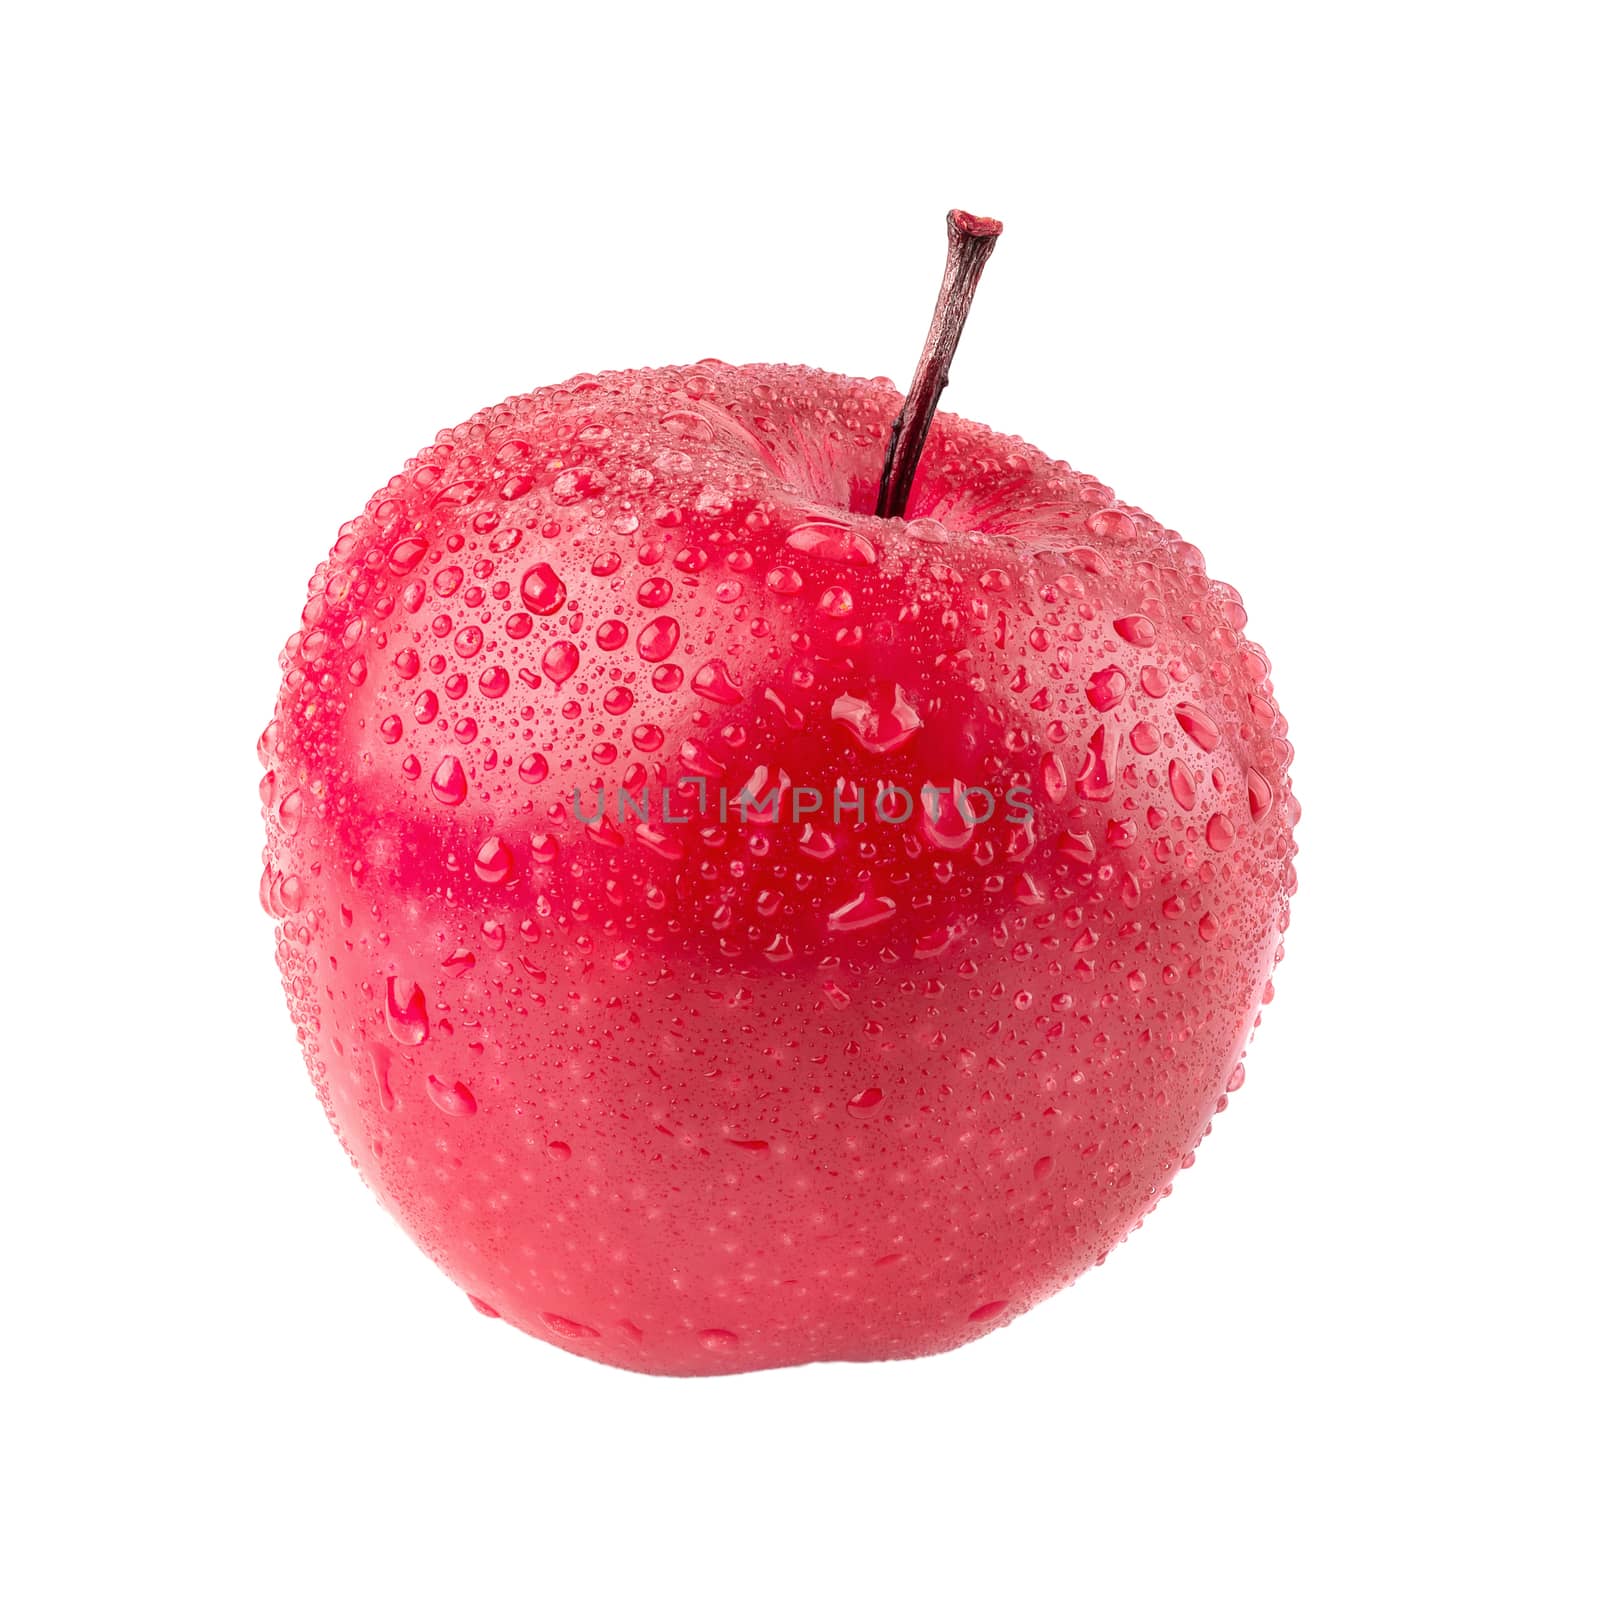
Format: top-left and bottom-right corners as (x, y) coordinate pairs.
(949, 210), (1004, 240)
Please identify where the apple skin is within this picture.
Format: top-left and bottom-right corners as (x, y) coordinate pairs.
(260, 362), (1297, 1375)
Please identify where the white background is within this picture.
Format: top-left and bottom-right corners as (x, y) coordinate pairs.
(5, 3), (1595, 1594)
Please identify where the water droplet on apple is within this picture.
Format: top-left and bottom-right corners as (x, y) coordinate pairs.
(1176, 703), (1220, 752)
(1246, 767), (1274, 821)
(1040, 755), (1070, 806)
(922, 784), (977, 851)
(1076, 726), (1117, 801)
(785, 520), (877, 565)
(520, 563), (566, 614)
(370, 1043), (397, 1109)
(637, 617), (680, 662)
(388, 536), (428, 573)
(543, 640), (580, 683)
(799, 824), (838, 860)
(691, 659), (743, 704)
(1086, 667), (1127, 710)
(422, 1072), (475, 1115)
(475, 836), (514, 883)
(542, 1312), (600, 1340)
(827, 891), (897, 933)
(430, 755), (468, 806)
(277, 789), (304, 835)
(385, 977), (429, 1045)
(831, 684), (923, 753)
(1168, 758), (1197, 812)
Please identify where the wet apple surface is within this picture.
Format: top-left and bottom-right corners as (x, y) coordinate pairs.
(261, 359), (1297, 1374)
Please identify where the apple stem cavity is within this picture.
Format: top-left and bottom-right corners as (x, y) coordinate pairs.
(874, 209), (1003, 521)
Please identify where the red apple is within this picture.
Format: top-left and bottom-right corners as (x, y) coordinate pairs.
(261, 215), (1297, 1374)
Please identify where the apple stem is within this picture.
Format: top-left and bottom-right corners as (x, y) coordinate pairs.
(875, 209), (1003, 520)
